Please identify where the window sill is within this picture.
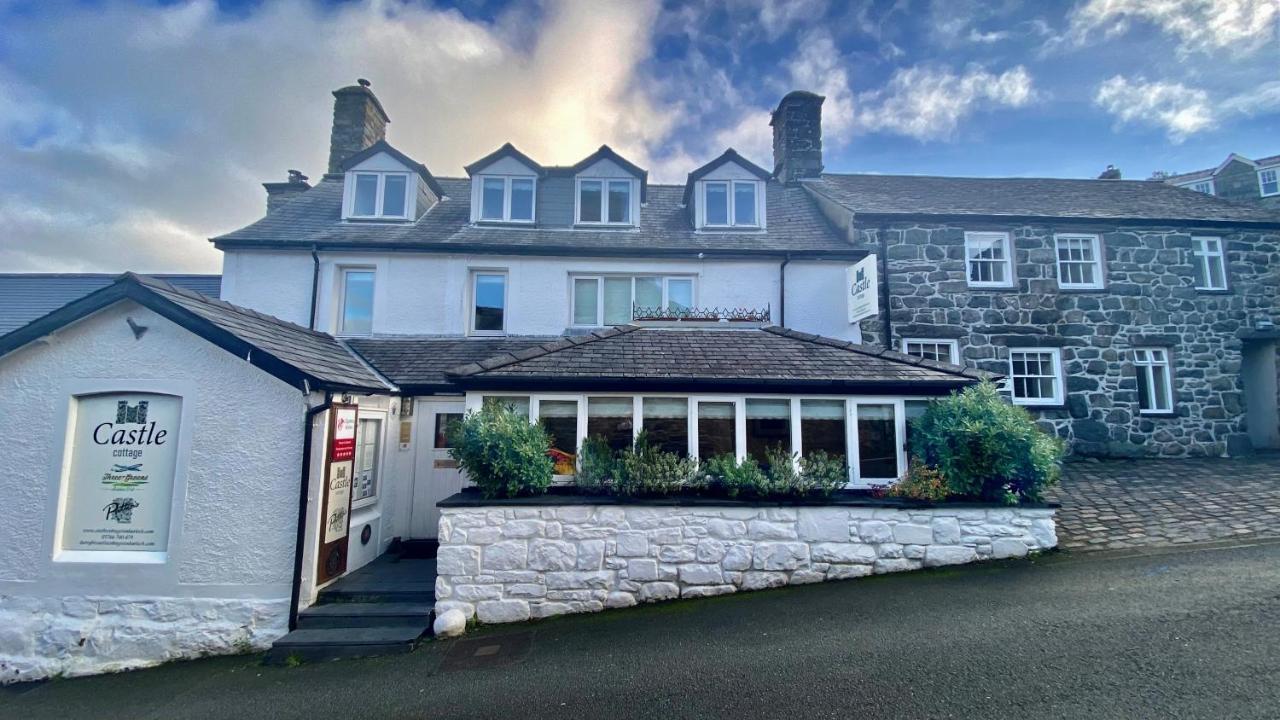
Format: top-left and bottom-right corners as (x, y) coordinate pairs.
(1193, 287), (1232, 294)
(474, 219), (535, 226)
(470, 330), (507, 337)
(1138, 411), (1178, 419)
(343, 216), (412, 224)
(573, 223), (636, 230)
(965, 284), (1017, 291)
(1057, 286), (1107, 293)
(1011, 400), (1066, 409)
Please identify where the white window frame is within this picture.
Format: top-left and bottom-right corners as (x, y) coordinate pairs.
(701, 180), (762, 228)
(901, 339), (960, 364)
(1132, 348), (1175, 415)
(337, 267), (375, 336)
(469, 270), (509, 336)
(344, 171), (412, 220)
(1007, 348), (1064, 406)
(1181, 180), (1214, 195)
(476, 174), (536, 224)
(1191, 236), (1228, 291)
(1054, 233), (1105, 290)
(575, 178), (635, 226)
(351, 415), (384, 509)
(964, 231), (1014, 288)
(1258, 168), (1279, 197)
(570, 274), (698, 326)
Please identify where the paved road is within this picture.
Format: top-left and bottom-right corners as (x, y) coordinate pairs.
(6, 539), (1280, 720)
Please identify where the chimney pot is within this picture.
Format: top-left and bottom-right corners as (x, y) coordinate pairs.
(771, 90), (825, 183)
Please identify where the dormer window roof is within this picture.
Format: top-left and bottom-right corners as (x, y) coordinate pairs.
(685, 149), (770, 230)
(464, 142), (546, 177)
(570, 145), (648, 202)
(466, 143), (542, 224)
(339, 139), (444, 197)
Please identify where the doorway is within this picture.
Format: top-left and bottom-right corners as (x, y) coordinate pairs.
(1242, 340), (1280, 451)
(409, 400), (467, 539)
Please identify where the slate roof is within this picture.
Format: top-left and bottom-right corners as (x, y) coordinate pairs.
(0, 273), (389, 392)
(347, 336), (558, 392)
(809, 174), (1280, 225)
(212, 177), (857, 256)
(1165, 153), (1280, 185)
(0, 273), (221, 335)
(444, 325), (991, 392)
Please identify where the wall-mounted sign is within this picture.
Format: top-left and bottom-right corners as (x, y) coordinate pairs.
(847, 255), (879, 324)
(60, 393), (181, 554)
(317, 404), (357, 584)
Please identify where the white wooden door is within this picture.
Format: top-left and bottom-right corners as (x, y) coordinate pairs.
(409, 401), (467, 539)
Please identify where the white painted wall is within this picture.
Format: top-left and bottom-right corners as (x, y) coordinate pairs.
(222, 250), (862, 343)
(0, 301), (306, 682)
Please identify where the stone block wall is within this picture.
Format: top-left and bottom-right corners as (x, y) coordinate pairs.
(855, 222), (1280, 457)
(434, 503), (1057, 624)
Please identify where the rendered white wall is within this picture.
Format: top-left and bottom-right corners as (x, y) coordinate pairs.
(0, 302), (305, 682)
(219, 250), (315, 327)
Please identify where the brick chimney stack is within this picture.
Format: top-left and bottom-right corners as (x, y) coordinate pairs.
(771, 91), (825, 183)
(326, 78), (390, 175)
(262, 169), (310, 213)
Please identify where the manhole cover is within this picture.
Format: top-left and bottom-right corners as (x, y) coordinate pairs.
(440, 631), (533, 672)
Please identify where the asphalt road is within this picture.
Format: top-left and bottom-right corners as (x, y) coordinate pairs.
(6, 539), (1280, 720)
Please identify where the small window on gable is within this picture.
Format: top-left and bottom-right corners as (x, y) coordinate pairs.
(347, 172), (412, 220)
(1259, 169), (1279, 197)
(577, 179), (632, 225)
(477, 176), (536, 223)
(701, 180), (759, 228)
(1185, 180), (1214, 195)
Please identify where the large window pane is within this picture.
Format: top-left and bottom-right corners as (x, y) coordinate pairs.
(733, 182), (757, 225)
(481, 177), (505, 220)
(381, 175), (407, 217)
(607, 181), (631, 223)
(904, 400), (930, 459)
(705, 182), (728, 225)
(579, 180), (602, 223)
(667, 278), (693, 312)
(603, 277), (633, 324)
(745, 399), (791, 467)
(353, 418), (381, 502)
(354, 174), (378, 216)
(800, 400), (845, 458)
(340, 270), (374, 334)
(697, 402), (736, 459)
(482, 396), (529, 417)
(473, 273), (505, 332)
(539, 400), (579, 475)
(434, 413), (464, 449)
(588, 397), (634, 452)
(634, 276), (662, 310)
(857, 404), (898, 479)
(573, 278), (599, 325)
(642, 397), (688, 457)
(510, 178), (534, 221)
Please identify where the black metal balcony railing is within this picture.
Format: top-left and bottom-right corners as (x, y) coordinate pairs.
(631, 305), (771, 322)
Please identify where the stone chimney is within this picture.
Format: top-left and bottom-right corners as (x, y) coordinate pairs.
(1098, 164), (1122, 180)
(326, 79), (390, 175)
(771, 90), (825, 183)
(263, 170), (311, 213)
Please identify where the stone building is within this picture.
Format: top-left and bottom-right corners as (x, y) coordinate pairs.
(1164, 152), (1280, 212)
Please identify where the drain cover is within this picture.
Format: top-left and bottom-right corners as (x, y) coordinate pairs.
(440, 631), (533, 672)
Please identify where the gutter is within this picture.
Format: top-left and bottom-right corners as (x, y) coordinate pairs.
(308, 246), (320, 331)
(778, 254), (792, 327)
(288, 391), (333, 632)
(878, 226), (892, 350)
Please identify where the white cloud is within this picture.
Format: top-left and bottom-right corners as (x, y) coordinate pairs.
(0, 0), (672, 272)
(1095, 75), (1280, 142)
(1065, 0), (1278, 56)
(785, 30), (857, 140)
(856, 65), (1037, 141)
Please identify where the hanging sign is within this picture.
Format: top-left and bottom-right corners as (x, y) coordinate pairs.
(60, 393), (181, 554)
(847, 255), (879, 324)
(317, 404), (357, 583)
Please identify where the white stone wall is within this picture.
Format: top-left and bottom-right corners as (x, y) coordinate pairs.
(435, 503), (1057, 623)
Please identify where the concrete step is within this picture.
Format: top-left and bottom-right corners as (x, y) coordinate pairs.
(266, 625), (428, 664)
(316, 587), (436, 604)
(297, 602), (434, 629)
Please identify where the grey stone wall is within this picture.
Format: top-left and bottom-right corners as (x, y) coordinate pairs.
(435, 503), (1056, 624)
(771, 91), (824, 183)
(327, 84), (388, 174)
(855, 222), (1280, 457)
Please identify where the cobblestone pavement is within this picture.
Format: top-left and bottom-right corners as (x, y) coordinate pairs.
(1048, 453), (1280, 551)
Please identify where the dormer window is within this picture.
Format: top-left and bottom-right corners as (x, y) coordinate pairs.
(346, 171), (411, 220)
(479, 176), (535, 223)
(577, 179), (633, 225)
(704, 180), (759, 227)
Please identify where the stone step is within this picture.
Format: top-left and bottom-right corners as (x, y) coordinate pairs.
(316, 587), (436, 604)
(266, 625), (428, 664)
(297, 602), (434, 629)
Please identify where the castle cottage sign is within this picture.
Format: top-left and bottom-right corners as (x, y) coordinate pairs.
(60, 393), (181, 555)
(846, 255), (879, 324)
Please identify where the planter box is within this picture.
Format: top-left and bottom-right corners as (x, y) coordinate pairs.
(434, 492), (1057, 624)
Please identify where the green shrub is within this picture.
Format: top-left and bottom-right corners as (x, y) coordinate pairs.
(613, 432), (700, 497)
(701, 453), (767, 499)
(575, 435), (617, 494)
(909, 381), (1064, 503)
(797, 450), (849, 497)
(761, 445), (799, 496)
(889, 464), (951, 503)
(446, 403), (554, 499)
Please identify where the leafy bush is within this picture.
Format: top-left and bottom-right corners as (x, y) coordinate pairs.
(700, 447), (848, 499)
(909, 381), (1064, 503)
(614, 433), (700, 497)
(446, 403), (554, 499)
(700, 453), (768, 499)
(575, 435), (617, 494)
(797, 450), (849, 497)
(889, 464), (951, 503)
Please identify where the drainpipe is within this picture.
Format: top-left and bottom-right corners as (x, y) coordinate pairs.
(308, 246), (320, 331)
(288, 390), (332, 632)
(878, 227), (892, 350)
(778, 254), (792, 327)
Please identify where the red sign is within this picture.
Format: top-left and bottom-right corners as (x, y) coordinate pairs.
(331, 406), (357, 462)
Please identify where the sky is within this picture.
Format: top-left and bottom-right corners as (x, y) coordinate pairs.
(0, 0), (1276, 274)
